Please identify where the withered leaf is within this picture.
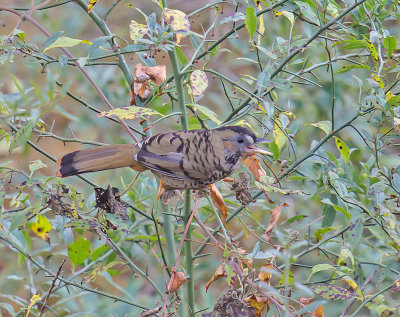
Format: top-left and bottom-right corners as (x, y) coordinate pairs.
(258, 263), (273, 284)
(264, 205), (282, 241)
(209, 184), (227, 226)
(244, 294), (269, 317)
(202, 289), (256, 317)
(130, 63), (167, 104)
(94, 185), (128, 220)
(206, 264), (225, 292)
(243, 155), (273, 203)
(168, 271), (186, 292)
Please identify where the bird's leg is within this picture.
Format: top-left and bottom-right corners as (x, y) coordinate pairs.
(156, 180), (165, 202)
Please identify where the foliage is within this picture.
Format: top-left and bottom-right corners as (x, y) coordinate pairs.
(1, 0), (400, 316)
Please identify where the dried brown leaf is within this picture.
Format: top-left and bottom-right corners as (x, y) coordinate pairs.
(205, 264), (225, 292)
(264, 205), (282, 241)
(130, 63), (166, 104)
(244, 294), (269, 317)
(168, 271), (186, 293)
(243, 155), (273, 203)
(209, 184), (227, 226)
(258, 263), (273, 284)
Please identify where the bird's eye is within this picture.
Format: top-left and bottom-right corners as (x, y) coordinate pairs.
(237, 137), (244, 143)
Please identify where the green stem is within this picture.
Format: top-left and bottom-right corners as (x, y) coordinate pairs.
(350, 283), (393, 317)
(182, 190), (194, 316)
(0, 234), (149, 310)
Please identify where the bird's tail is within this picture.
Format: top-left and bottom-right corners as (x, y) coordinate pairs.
(56, 144), (143, 177)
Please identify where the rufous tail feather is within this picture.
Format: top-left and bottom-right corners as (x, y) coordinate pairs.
(56, 144), (143, 177)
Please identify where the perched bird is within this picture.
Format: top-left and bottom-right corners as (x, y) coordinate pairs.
(56, 126), (270, 190)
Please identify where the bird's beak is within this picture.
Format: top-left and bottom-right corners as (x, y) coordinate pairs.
(245, 145), (273, 156)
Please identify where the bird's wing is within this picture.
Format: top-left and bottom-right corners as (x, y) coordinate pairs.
(135, 131), (210, 181)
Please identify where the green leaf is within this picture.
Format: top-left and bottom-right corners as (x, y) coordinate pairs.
(334, 136), (350, 164)
(348, 218), (363, 251)
(279, 270), (294, 285)
(187, 103), (221, 124)
(334, 64), (371, 75)
(315, 226), (340, 242)
(9, 120), (36, 154)
(308, 120), (331, 134)
(43, 36), (90, 52)
(321, 198), (351, 220)
(42, 31), (64, 51)
(89, 35), (113, 56)
(68, 237), (91, 267)
(121, 44), (148, 53)
(308, 263), (335, 281)
(383, 35), (396, 58)
(13, 29), (25, 41)
(219, 12), (246, 25)
(29, 160), (47, 176)
(294, 0), (319, 25)
(98, 106), (163, 120)
(175, 47), (188, 65)
(311, 284), (358, 300)
(285, 214), (307, 224)
(82, 261), (124, 283)
(269, 141), (280, 160)
(91, 244), (111, 261)
(337, 247), (354, 267)
(245, 6), (257, 40)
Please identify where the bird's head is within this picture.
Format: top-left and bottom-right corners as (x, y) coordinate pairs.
(214, 126), (272, 158)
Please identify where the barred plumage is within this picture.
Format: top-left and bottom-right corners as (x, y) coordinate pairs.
(56, 126), (270, 190)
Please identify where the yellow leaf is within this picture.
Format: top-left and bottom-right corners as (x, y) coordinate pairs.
(189, 70), (208, 100)
(245, 294), (269, 317)
(31, 215), (52, 242)
(334, 136), (350, 164)
(129, 20), (148, 43)
(275, 10), (294, 25)
(364, 36), (378, 61)
(164, 9), (190, 44)
(372, 74), (385, 88)
(26, 294), (41, 317)
(98, 106), (163, 120)
(273, 122), (286, 150)
(88, 0), (98, 13)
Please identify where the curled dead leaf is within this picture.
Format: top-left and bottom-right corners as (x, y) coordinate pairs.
(258, 263), (274, 284)
(209, 184), (227, 226)
(243, 155), (273, 203)
(206, 264), (225, 292)
(168, 271), (186, 293)
(244, 294), (269, 317)
(130, 63), (166, 104)
(264, 205), (282, 241)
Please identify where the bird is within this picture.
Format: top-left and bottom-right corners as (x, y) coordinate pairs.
(56, 126), (271, 190)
